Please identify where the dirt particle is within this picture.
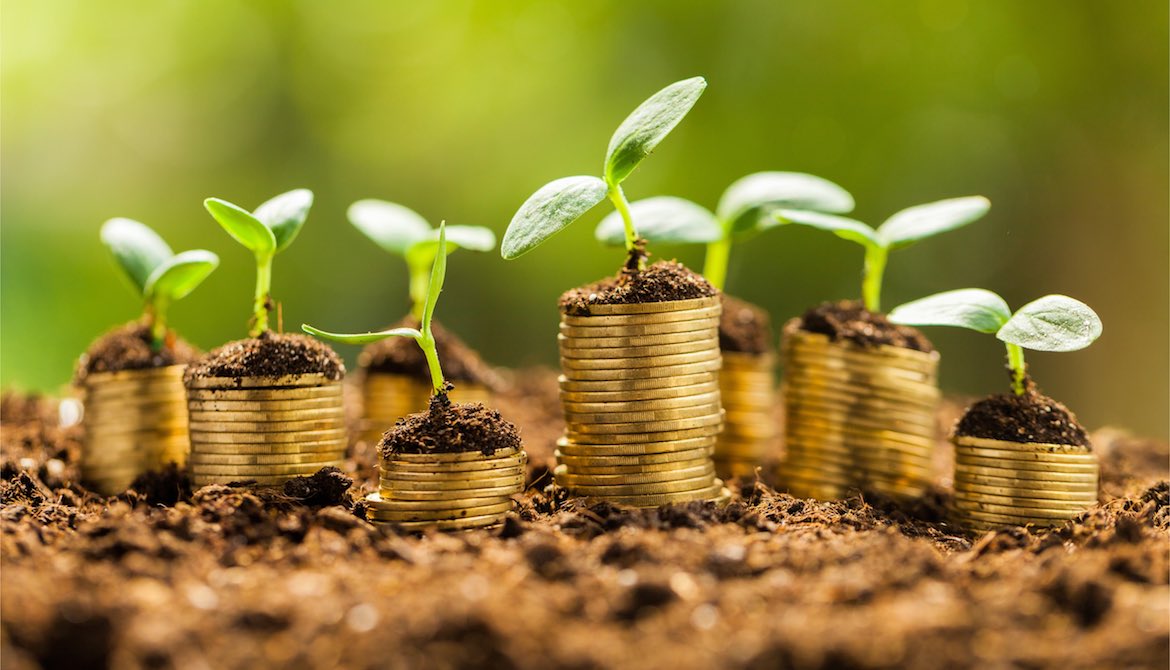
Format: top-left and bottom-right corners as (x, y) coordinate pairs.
(719, 294), (774, 355)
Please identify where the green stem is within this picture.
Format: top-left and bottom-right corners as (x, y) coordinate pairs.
(407, 260), (429, 321)
(862, 245), (888, 313)
(607, 183), (642, 268)
(252, 253), (272, 336)
(1006, 342), (1027, 395)
(417, 329), (446, 394)
(147, 301), (168, 351)
(702, 230), (732, 292)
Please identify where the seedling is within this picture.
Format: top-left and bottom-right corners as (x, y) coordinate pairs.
(501, 76), (707, 270)
(100, 218), (219, 349)
(594, 172), (854, 290)
(303, 223), (450, 396)
(776, 197), (990, 312)
(204, 189), (313, 336)
(347, 199), (494, 319)
(889, 289), (1102, 395)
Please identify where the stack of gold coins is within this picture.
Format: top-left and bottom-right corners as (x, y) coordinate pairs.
(364, 446), (526, 530)
(185, 373), (347, 487)
(715, 352), (778, 478)
(780, 325), (940, 500)
(555, 296), (730, 507)
(951, 435), (1098, 531)
(359, 373), (492, 444)
(79, 365), (189, 495)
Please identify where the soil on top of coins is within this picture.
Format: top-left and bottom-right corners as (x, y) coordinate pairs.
(380, 392), (521, 457)
(184, 332), (345, 383)
(796, 300), (934, 352)
(719, 294), (773, 355)
(559, 260), (717, 315)
(75, 321), (199, 381)
(955, 388), (1091, 447)
(359, 317), (500, 389)
(2, 382), (1167, 670)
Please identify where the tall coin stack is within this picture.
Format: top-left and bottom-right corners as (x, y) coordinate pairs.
(359, 373), (491, 444)
(715, 352), (778, 478)
(951, 435), (1098, 531)
(185, 373), (347, 487)
(780, 324), (940, 500)
(364, 445), (526, 530)
(555, 296), (730, 507)
(79, 365), (190, 495)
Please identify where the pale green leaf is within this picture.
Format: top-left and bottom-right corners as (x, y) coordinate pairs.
(100, 218), (173, 295)
(348, 199), (432, 256)
(144, 250), (219, 303)
(404, 225), (497, 271)
(604, 76), (706, 185)
(876, 196), (990, 249)
(301, 324), (421, 345)
(773, 209), (880, 247)
(501, 176), (608, 259)
(594, 196), (719, 246)
(888, 289), (1012, 333)
(204, 198), (276, 256)
(254, 189), (313, 252)
(719, 172), (855, 234)
(421, 223), (448, 331)
(997, 295), (1103, 352)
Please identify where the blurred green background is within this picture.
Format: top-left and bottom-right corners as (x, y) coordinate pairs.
(2, 0), (1166, 438)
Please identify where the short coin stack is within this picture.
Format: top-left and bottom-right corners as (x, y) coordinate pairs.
(364, 446), (526, 530)
(781, 325), (940, 500)
(555, 296), (730, 507)
(951, 435), (1098, 531)
(359, 372), (491, 444)
(185, 373), (347, 487)
(714, 352), (779, 478)
(79, 365), (190, 495)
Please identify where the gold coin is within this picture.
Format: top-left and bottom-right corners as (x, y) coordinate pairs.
(563, 402), (721, 426)
(364, 491), (510, 510)
(953, 435), (1092, 455)
(188, 428), (348, 444)
(785, 425), (935, 452)
(786, 413), (935, 443)
(566, 411), (723, 435)
(953, 470), (1099, 491)
(784, 397), (936, 430)
(186, 385), (343, 401)
(784, 376), (939, 405)
(559, 337), (720, 360)
(579, 482), (726, 507)
(555, 445), (714, 466)
(721, 408), (778, 425)
(555, 462), (714, 486)
(558, 380), (719, 404)
(381, 447), (521, 463)
(563, 471), (716, 496)
(559, 319), (719, 339)
(785, 430), (934, 457)
(782, 450), (931, 480)
(190, 473), (301, 486)
(955, 454), (1098, 474)
(83, 387), (188, 404)
(564, 456), (714, 476)
(367, 511), (505, 531)
(784, 384), (938, 414)
(381, 454), (526, 474)
(561, 348), (720, 371)
(953, 445), (1097, 466)
(83, 365), (186, 385)
(559, 330), (724, 349)
(952, 508), (1078, 527)
(951, 480), (1097, 500)
(952, 493), (1095, 514)
(189, 461), (345, 476)
(186, 397), (343, 412)
(556, 435), (714, 456)
(187, 418), (345, 433)
(187, 450), (346, 465)
(785, 331), (940, 364)
(558, 372), (716, 393)
(190, 440), (346, 455)
(565, 425), (720, 445)
(380, 465), (525, 482)
(381, 473), (525, 491)
(378, 484), (523, 502)
(783, 352), (939, 382)
(560, 305), (721, 327)
(185, 374), (338, 390)
(561, 360), (721, 381)
(560, 390), (721, 415)
(186, 407), (345, 423)
(567, 296), (720, 316)
(367, 501), (515, 522)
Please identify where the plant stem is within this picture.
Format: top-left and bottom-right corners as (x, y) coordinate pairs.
(147, 301), (168, 351)
(251, 253), (272, 336)
(407, 259), (429, 321)
(861, 245), (887, 313)
(1006, 342), (1027, 395)
(607, 183), (644, 270)
(417, 329), (446, 394)
(702, 230), (731, 292)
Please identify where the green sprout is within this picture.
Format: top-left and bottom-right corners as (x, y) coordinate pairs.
(203, 189), (313, 336)
(594, 172), (855, 290)
(303, 223), (450, 396)
(347, 199), (495, 320)
(100, 218), (219, 350)
(889, 289), (1103, 396)
(776, 197), (991, 313)
(501, 76), (707, 270)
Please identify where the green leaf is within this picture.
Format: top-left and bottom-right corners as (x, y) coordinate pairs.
(773, 209), (880, 247)
(348, 199), (432, 256)
(501, 176), (608, 259)
(888, 289), (1012, 333)
(876, 196), (990, 249)
(718, 172), (855, 234)
(205, 198), (276, 256)
(254, 189), (313, 253)
(997, 295), (1103, 352)
(594, 196), (720, 246)
(100, 218), (174, 295)
(405, 225), (496, 270)
(144, 250), (219, 302)
(604, 76), (706, 185)
(302, 324), (421, 345)
(421, 222), (448, 330)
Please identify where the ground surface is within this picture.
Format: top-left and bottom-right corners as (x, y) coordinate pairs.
(1, 371), (1167, 670)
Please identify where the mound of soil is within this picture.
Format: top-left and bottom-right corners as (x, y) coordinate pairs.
(796, 300), (934, 352)
(559, 260), (717, 315)
(76, 321), (199, 381)
(358, 317), (500, 389)
(719, 294), (773, 355)
(380, 393), (522, 457)
(956, 390), (1090, 447)
(185, 332), (345, 382)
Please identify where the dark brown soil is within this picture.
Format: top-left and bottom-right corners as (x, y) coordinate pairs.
(955, 390), (1091, 447)
(559, 260), (717, 315)
(359, 317), (501, 390)
(1, 388), (1167, 670)
(75, 321), (199, 382)
(797, 300), (934, 352)
(380, 392), (522, 457)
(185, 332), (345, 383)
(719, 294), (773, 355)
